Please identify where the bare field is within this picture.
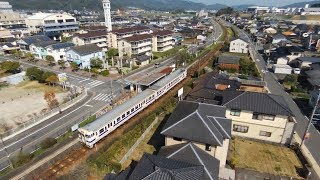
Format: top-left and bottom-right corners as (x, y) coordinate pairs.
(229, 137), (303, 178)
(0, 81), (68, 133)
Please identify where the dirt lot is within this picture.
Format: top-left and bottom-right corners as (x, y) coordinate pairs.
(229, 137), (303, 178)
(0, 81), (68, 133)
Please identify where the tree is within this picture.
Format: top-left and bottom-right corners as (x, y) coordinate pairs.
(216, 7), (234, 16)
(12, 49), (22, 58)
(25, 52), (35, 61)
(176, 50), (192, 67)
(46, 74), (59, 86)
(44, 90), (59, 109)
(45, 55), (55, 66)
(70, 62), (79, 72)
(107, 48), (118, 67)
(0, 61), (20, 73)
(42, 71), (56, 83)
(90, 58), (103, 69)
(26, 67), (44, 81)
(40, 138), (57, 149)
(283, 74), (298, 89)
(58, 60), (66, 69)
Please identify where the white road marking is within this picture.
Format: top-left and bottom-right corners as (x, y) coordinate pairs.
(84, 104), (93, 107)
(79, 78), (90, 83)
(92, 93), (111, 102)
(0, 98), (92, 153)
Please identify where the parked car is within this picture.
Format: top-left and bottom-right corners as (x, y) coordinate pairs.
(293, 68), (301, 74)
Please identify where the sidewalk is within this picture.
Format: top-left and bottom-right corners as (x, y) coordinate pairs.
(12, 139), (79, 180)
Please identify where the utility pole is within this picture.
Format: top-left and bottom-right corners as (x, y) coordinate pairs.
(0, 136), (13, 169)
(301, 92), (320, 147)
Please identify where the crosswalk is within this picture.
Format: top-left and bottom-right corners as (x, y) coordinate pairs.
(92, 93), (112, 102)
(81, 80), (105, 89)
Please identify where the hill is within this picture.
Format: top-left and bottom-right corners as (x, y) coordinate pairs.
(281, 1), (320, 8)
(7, 0), (227, 11)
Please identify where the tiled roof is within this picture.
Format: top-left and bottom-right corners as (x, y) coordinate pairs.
(153, 30), (173, 36)
(75, 31), (108, 39)
(49, 42), (74, 50)
(124, 34), (153, 42)
(32, 40), (58, 48)
(20, 35), (51, 45)
(161, 101), (231, 146)
(159, 143), (220, 180)
(223, 91), (293, 116)
(112, 26), (150, 34)
(69, 44), (102, 56)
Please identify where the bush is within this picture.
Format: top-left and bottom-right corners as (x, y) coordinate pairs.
(40, 137), (57, 149)
(100, 70), (109, 76)
(14, 153), (34, 168)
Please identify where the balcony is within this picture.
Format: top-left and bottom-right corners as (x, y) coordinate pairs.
(131, 41), (152, 48)
(43, 21), (78, 27)
(157, 37), (172, 42)
(44, 25), (79, 32)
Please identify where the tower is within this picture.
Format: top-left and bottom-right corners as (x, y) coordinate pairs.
(102, 0), (112, 31)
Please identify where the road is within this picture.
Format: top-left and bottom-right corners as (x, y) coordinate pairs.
(0, 56), (124, 171)
(221, 19), (320, 179)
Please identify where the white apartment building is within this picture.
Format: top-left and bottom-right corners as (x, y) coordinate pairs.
(152, 30), (174, 52)
(0, 1), (12, 13)
(229, 38), (249, 54)
(118, 34), (152, 58)
(301, 8), (320, 15)
(0, 12), (25, 28)
(25, 13), (79, 34)
(72, 31), (108, 51)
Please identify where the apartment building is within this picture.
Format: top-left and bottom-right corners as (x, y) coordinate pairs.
(72, 31), (108, 51)
(0, 1), (12, 13)
(107, 26), (151, 49)
(118, 34), (152, 58)
(186, 72), (296, 145)
(25, 13), (78, 34)
(0, 12), (25, 28)
(152, 30), (174, 52)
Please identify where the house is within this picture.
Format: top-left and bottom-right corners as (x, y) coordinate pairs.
(29, 40), (59, 59)
(217, 55), (240, 71)
(66, 44), (104, 69)
(229, 38), (249, 54)
(17, 35), (52, 54)
(272, 64), (292, 74)
(272, 34), (288, 44)
(276, 57), (289, 65)
(25, 13), (79, 34)
(224, 92), (296, 144)
(186, 72), (296, 145)
(117, 34), (152, 58)
(237, 79), (267, 93)
(107, 150), (221, 180)
(135, 55), (150, 66)
(152, 30), (174, 52)
(297, 57), (320, 69)
(72, 31), (108, 51)
(45, 42), (74, 62)
(264, 27), (277, 35)
(161, 100), (231, 168)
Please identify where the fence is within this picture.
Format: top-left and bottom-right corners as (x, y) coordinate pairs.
(1, 89), (88, 141)
(119, 117), (160, 165)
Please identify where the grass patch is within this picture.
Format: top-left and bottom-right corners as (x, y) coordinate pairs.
(79, 115), (96, 128)
(0, 167), (12, 177)
(16, 80), (64, 93)
(56, 130), (74, 144)
(229, 137), (302, 178)
(153, 46), (183, 60)
(32, 148), (46, 157)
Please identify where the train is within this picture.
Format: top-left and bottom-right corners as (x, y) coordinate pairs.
(78, 69), (187, 148)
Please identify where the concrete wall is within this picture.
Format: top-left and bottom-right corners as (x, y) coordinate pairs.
(226, 109), (290, 144)
(165, 136), (229, 167)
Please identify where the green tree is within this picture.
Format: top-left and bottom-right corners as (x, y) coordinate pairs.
(216, 7), (234, 16)
(45, 55), (55, 65)
(25, 52), (35, 61)
(0, 61), (20, 73)
(283, 74), (298, 88)
(58, 60), (66, 69)
(90, 58), (103, 69)
(45, 74), (59, 86)
(176, 50), (192, 67)
(107, 48), (118, 67)
(12, 49), (22, 58)
(70, 62), (79, 72)
(26, 67), (44, 81)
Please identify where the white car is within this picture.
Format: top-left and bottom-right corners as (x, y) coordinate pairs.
(293, 68), (301, 74)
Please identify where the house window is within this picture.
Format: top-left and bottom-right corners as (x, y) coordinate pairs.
(205, 144), (211, 151)
(252, 112), (262, 120)
(230, 109), (241, 116)
(263, 115), (275, 121)
(173, 137), (182, 141)
(260, 131), (272, 137)
(233, 125), (249, 133)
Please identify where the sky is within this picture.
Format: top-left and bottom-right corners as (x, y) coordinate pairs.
(190, 0), (316, 6)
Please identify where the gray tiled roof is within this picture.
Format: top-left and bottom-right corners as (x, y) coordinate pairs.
(223, 91), (293, 116)
(161, 101), (231, 146)
(69, 44), (102, 56)
(20, 35), (52, 45)
(159, 143), (220, 180)
(127, 153), (204, 180)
